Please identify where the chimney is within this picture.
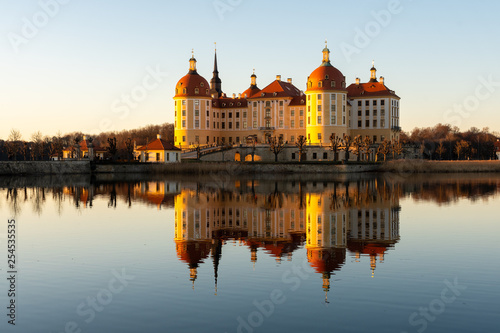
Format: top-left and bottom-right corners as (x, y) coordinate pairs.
(355, 78), (360, 85)
(287, 78), (292, 84)
(380, 76), (385, 84)
(238, 93), (241, 98)
(233, 93), (236, 99)
(276, 75), (281, 81)
(157, 134), (161, 140)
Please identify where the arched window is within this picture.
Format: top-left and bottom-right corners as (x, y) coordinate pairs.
(331, 81), (336, 88)
(195, 88), (199, 95)
(183, 88), (187, 94)
(318, 81), (323, 88)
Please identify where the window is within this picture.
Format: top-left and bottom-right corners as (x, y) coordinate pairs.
(166, 153), (170, 162)
(253, 102), (257, 107)
(373, 120), (377, 127)
(156, 153), (160, 161)
(243, 111), (247, 118)
(381, 119), (386, 127)
(195, 100), (199, 106)
(331, 94), (336, 101)
(308, 106), (311, 113)
(182, 120), (186, 128)
(381, 100), (385, 106)
(222, 113), (225, 118)
(323, 152), (328, 159)
(266, 101), (271, 107)
(331, 81), (336, 87)
(280, 101), (283, 106)
(207, 101), (209, 106)
(313, 153), (317, 159)
(317, 105), (322, 112)
(182, 100), (186, 105)
(381, 135), (385, 141)
(308, 133), (311, 141)
(229, 113), (232, 118)
(358, 110), (362, 116)
(318, 81), (322, 88)
(358, 101), (362, 106)
(265, 120), (271, 128)
(291, 153), (296, 160)
(195, 109), (199, 117)
(358, 120), (362, 127)
(222, 123), (225, 129)
(373, 100), (377, 106)
(373, 135), (377, 143)
(236, 112), (240, 118)
(308, 116), (311, 125)
(291, 136), (295, 143)
(317, 116), (322, 124)
(300, 109), (304, 116)
(253, 111), (257, 118)
(279, 110), (283, 117)
(236, 122), (240, 129)
(279, 120), (283, 128)
(331, 104), (336, 112)
(330, 115), (336, 124)
(206, 120), (210, 128)
(291, 109), (295, 116)
(381, 109), (385, 116)
(195, 120), (199, 128)
(318, 94), (322, 100)
(243, 121), (247, 129)
(365, 109), (369, 116)
(206, 110), (210, 117)
(229, 122), (232, 129)
(253, 121), (257, 128)
(182, 110), (186, 116)
(366, 120), (370, 127)
(365, 100), (369, 106)
(300, 120), (304, 128)
(291, 120), (295, 128)
(374, 109), (378, 116)
(182, 136), (186, 142)
(317, 133), (322, 141)
(265, 109), (271, 117)
(183, 88), (186, 94)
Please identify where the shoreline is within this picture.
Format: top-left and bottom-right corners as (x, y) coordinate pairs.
(0, 160), (499, 176)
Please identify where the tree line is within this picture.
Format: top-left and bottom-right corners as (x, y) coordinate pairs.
(0, 123), (174, 161)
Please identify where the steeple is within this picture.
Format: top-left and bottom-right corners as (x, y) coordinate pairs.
(189, 49), (197, 74)
(212, 239), (222, 296)
(370, 60), (377, 82)
(210, 43), (223, 98)
(250, 69), (258, 89)
(321, 40), (332, 67)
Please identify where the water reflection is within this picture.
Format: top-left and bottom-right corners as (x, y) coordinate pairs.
(1, 174), (499, 302)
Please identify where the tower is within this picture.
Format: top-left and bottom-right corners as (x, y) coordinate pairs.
(305, 43), (349, 145)
(210, 46), (223, 98)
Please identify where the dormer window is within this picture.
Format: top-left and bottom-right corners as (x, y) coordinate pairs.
(325, 75), (329, 80)
(318, 81), (323, 88)
(206, 89), (209, 95)
(183, 88), (187, 94)
(331, 81), (336, 88)
(200, 83), (204, 87)
(273, 92), (277, 97)
(261, 93), (265, 97)
(195, 88), (199, 95)
(175, 89), (178, 94)
(342, 82), (346, 88)
(308, 81), (312, 88)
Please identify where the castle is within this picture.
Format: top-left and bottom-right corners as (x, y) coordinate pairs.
(174, 44), (401, 149)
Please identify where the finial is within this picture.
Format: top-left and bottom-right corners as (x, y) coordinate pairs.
(192, 49), (194, 57)
(372, 60), (375, 67)
(253, 68), (255, 75)
(325, 39), (328, 48)
(214, 42), (217, 52)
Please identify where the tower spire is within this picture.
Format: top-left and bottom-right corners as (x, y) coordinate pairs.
(189, 49), (197, 74)
(321, 42), (332, 67)
(370, 60), (377, 82)
(210, 44), (223, 98)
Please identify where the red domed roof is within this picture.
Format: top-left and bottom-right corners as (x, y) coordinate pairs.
(175, 72), (211, 98)
(307, 64), (347, 92)
(307, 248), (346, 274)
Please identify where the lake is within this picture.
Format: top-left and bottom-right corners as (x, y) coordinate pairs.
(0, 172), (498, 333)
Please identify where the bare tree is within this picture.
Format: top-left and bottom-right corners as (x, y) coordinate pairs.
(340, 134), (353, 162)
(455, 140), (469, 160)
(295, 135), (307, 162)
(392, 139), (404, 160)
(7, 129), (22, 161)
(436, 140), (446, 160)
(329, 133), (342, 162)
(351, 135), (363, 162)
(377, 140), (391, 162)
(125, 138), (134, 161)
(31, 131), (43, 161)
(107, 137), (118, 161)
(360, 136), (373, 161)
(268, 136), (285, 162)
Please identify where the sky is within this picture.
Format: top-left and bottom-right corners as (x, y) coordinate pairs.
(1, 0), (500, 140)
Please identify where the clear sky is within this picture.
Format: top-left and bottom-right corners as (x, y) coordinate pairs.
(1, 0), (500, 140)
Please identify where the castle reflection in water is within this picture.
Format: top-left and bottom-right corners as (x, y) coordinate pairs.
(173, 178), (401, 299)
(3, 175), (499, 300)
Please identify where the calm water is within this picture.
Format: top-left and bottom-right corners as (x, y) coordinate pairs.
(0, 173), (498, 333)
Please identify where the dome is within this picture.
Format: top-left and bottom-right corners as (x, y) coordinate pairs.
(175, 73), (211, 98)
(307, 46), (347, 92)
(307, 65), (347, 92)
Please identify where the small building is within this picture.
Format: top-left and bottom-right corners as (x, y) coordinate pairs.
(62, 136), (106, 160)
(495, 139), (500, 160)
(136, 135), (181, 163)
